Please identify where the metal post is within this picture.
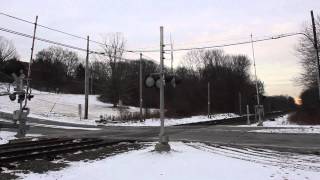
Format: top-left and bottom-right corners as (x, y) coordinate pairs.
(78, 104), (82, 121)
(311, 10), (320, 101)
(155, 26), (170, 152)
(84, 36), (89, 119)
(139, 53), (143, 121)
(250, 34), (262, 126)
(170, 34), (174, 73)
(246, 105), (250, 125)
(159, 26), (165, 138)
(208, 82), (211, 118)
(239, 92), (242, 115)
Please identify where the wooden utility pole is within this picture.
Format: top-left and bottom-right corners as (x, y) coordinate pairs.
(238, 92), (242, 115)
(311, 10), (320, 101)
(170, 34), (174, 73)
(139, 53), (143, 121)
(208, 82), (211, 118)
(24, 15), (38, 108)
(250, 34), (262, 126)
(84, 36), (89, 119)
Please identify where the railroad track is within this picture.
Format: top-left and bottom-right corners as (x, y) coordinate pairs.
(0, 137), (135, 164)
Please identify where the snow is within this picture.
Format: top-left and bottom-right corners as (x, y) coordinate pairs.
(105, 113), (239, 126)
(250, 128), (320, 134)
(244, 114), (320, 134)
(0, 130), (42, 145)
(262, 114), (295, 127)
(20, 142), (320, 180)
(0, 83), (140, 126)
(0, 131), (16, 144)
(1, 83), (239, 127)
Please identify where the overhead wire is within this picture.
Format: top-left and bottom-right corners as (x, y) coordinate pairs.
(129, 32), (304, 52)
(0, 11), (162, 63)
(0, 26), (142, 61)
(0, 12), (125, 51)
(0, 11), (307, 62)
(0, 11), (160, 59)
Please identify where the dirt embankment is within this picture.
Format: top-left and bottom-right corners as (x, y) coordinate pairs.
(289, 107), (320, 125)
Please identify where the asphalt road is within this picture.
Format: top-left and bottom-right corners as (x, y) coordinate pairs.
(2, 117), (320, 154)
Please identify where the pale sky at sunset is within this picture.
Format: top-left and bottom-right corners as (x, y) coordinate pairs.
(1, 0), (320, 98)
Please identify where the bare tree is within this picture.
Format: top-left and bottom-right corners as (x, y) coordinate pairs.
(101, 33), (126, 107)
(0, 36), (18, 64)
(36, 46), (79, 77)
(296, 15), (320, 88)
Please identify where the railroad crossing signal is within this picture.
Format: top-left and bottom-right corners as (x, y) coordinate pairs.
(8, 71), (33, 138)
(144, 74), (181, 88)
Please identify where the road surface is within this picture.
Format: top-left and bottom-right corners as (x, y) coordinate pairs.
(1, 117), (320, 154)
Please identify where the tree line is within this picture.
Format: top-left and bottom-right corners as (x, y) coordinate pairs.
(296, 14), (320, 108)
(0, 34), (296, 117)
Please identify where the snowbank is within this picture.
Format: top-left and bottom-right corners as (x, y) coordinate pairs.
(247, 114), (320, 134)
(0, 130), (42, 145)
(0, 131), (16, 144)
(250, 127), (320, 134)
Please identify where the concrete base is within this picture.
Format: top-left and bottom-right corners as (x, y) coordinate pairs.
(155, 142), (171, 152)
(155, 135), (171, 152)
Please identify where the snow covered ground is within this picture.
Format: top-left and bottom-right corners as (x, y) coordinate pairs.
(17, 142), (320, 180)
(0, 83), (141, 125)
(248, 114), (320, 134)
(0, 130), (42, 145)
(0, 83), (239, 127)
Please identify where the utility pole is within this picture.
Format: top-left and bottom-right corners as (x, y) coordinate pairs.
(208, 82), (211, 118)
(159, 26), (165, 138)
(90, 72), (93, 94)
(246, 105), (250, 125)
(311, 10), (320, 101)
(84, 36), (89, 119)
(238, 92), (242, 115)
(250, 34), (262, 126)
(24, 15), (38, 108)
(170, 34), (174, 73)
(155, 26), (170, 152)
(15, 15), (37, 138)
(139, 53), (143, 121)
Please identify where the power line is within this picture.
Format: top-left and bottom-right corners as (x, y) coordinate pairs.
(1, 25), (305, 65)
(172, 33), (302, 51)
(0, 11), (161, 62)
(0, 11), (186, 59)
(0, 26), (87, 51)
(1, 11), (306, 61)
(0, 12), (101, 45)
(0, 11), (137, 53)
(130, 32), (303, 52)
(1, 11), (309, 55)
(0, 26), (142, 61)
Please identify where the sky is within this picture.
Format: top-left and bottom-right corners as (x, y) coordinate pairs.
(1, 0), (320, 99)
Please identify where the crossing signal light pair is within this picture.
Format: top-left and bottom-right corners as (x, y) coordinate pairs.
(144, 74), (181, 88)
(9, 93), (34, 102)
